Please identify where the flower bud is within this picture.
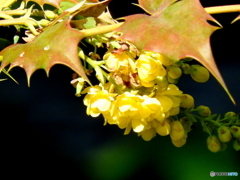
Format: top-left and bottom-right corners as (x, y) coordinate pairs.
(207, 135), (220, 153)
(230, 126), (240, 139)
(70, 77), (85, 97)
(196, 105), (211, 117)
(156, 120), (170, 136)
(171, 137), (187, 147)
(39, 19), (50, 27)
(190, 65), (210, 83)
(95, 66), (105, 85)
(154, 53), (174, 66)
(217, 126), (232, 142)
(45, 10), (56, 19)
(180, 94), (194, 108)
(156, 76), (169, 88)
(170, 121), (185, 141)
(139, 128), (156, 141)
(167, 65), (182, 79)
(167, 74), (179, 84)
(233, 139), (240, 151)
(224, 111), (236, 119)
(180, 117), (192, 133)
(219, 142), (227, 151)
(181, 63), (191, 74)
(78, 49), (85, 59)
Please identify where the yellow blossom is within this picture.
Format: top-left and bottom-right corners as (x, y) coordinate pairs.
(156, 120), (171, 136)
(104, 51), (136, 75)
(82, 85), (115, 117)
(150, 52), (175, 66)
(156, 84), (182, 117)
(136, 53), (166, 87)
(138, 128), (156, 141)
(170, 120), (185, 141)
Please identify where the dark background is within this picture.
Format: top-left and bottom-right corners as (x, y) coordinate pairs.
(1, 0), (239, 179)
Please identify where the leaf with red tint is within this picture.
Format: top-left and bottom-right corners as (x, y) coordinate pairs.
(116, 0), (235, 103)
(0, 17), (89, 85)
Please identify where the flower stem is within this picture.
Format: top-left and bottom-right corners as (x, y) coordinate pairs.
(81, 23), (123, 37)
(205, 5), (240, 14)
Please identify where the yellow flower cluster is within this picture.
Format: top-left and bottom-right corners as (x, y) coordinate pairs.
(81, 47), (195, 144)
(83, 83), (191, 141)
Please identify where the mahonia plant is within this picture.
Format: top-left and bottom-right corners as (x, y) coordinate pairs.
(0, 0), (239, 152)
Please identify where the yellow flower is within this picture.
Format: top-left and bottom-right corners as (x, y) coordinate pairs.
(156, 84), (182, 116)
(171, 136), (187, 147)
(180, 94), (194, 108)
(102, 91), (165, 136)
(104, 51), (136, 75)
(107, 92), (144, 132)
(136, 53), (166, 87)
(207, 135), (220, 153)
(83, 85), (115, 117)
(150, 52), (175, 66)
(170, 120), (185, 141)
(217, 126), (232, 142)
(155, 119), (171, 136)
(138, 128), (156, 141)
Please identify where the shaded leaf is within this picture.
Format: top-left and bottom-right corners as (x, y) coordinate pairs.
(76, 0), (111, 17)
(0, 17), (89, 85)
(116, 0), (235, 103)
(96, 9), (116, 26)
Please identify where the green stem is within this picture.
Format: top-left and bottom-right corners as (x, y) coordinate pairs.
(81, 23), (123, 37)
(197, 117), (212, 136)
(0, 19), (38, 26)
(2, 9), (27, 16)
(0, 0), (16, 9)
(205, 5), (240, 14)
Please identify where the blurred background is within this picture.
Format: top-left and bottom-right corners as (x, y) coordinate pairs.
(1, 0), (239, 179)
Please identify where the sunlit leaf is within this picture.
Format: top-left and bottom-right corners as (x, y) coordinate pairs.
(0, 17), (89, 85)
(116, 0), (235, 104)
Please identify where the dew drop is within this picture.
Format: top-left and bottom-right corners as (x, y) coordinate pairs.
(44, 46), (50, 50)
(19, 52), (25, 57)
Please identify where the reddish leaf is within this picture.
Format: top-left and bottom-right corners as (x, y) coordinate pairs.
(116, 0), (235, 103)
(0, 17), (89, 85)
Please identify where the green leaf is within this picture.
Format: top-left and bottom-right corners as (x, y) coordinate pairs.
(26, 0), (79, 8)
(0, 37), (12, 50)
(84, 17), (96, 28)
(116, 0), (235, 104)
(26, 0), (100, 8)
(0, 17), (89, 85)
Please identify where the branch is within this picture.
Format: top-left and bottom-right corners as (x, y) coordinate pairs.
(81, 23), (123, 37)
(205, 4), (240, 14)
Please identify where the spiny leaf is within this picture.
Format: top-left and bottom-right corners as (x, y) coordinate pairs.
(116, 0), (235, 104)
(0, 17), (89, 86)
(232, 14), (240, 23)
(76, 0), (111, 17)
